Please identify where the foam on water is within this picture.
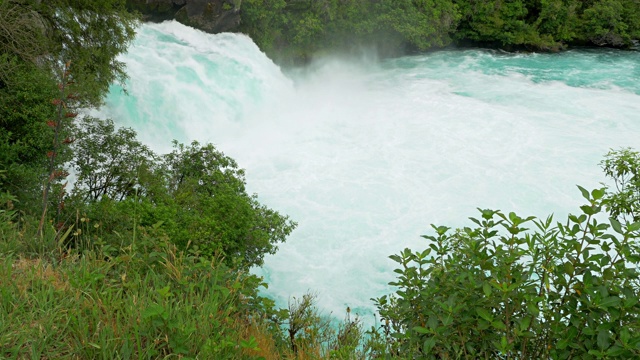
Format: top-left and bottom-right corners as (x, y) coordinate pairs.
(100, 21), (640, 320)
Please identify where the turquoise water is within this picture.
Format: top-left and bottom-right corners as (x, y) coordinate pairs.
(99, 22), (640, 320)
(385, 49), (640, 93)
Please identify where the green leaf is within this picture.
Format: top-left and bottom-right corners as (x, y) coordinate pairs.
(152, 220), (165, 229)
(492, 321), (506, 330)
(591, 188), (605, 200)
(423, 337), (436, 353)
(624, 296), (638, 308)
(519, 317), (531, 332)
(610, 218), (623, 234)
(557, 338), (569, 350)
(437, 226), (451, 235)
(584, 270), (593, 286)
(142, 303), (166, 319)
(156, 286), (172, 298)
(620, 328), (631, 345)
(479, 208), (495, 220)
(442, 315), (453, 326)
(628, 222), (640, 232)
(577, 185), (590, 200)
(603, 268), (615, 281)
(580, 205), (596, 215)
(597, 329), (611, 350)
(599, 296), (620, 308)
(476, 308), (493, 322)
(239, 336), (259, 350)
(563, 261), (574, 276)
(606, 346), (625, 356)
(483, 282), (492, 297)
(57, 224), (75, 248)
(412, 326), (430, 334)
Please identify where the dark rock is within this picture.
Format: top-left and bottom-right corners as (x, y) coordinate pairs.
(127, 0), (241, 33)
(127, 0), (184, 22)
(176, 0), (241, 33)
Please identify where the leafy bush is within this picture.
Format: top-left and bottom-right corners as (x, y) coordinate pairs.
(69, 119), (296, 269)
(375, 185), (640, 358)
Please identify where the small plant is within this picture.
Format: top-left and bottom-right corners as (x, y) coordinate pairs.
(286, 292), (333, 356)
(329, 307), (365, 359)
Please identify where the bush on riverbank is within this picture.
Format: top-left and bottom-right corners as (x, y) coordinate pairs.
(374, 149), (640, 359)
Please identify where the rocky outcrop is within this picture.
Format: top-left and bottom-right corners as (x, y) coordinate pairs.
(128, 0), (241, 33)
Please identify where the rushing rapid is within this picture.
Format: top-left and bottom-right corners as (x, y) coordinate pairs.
(100, 21), (640, 320)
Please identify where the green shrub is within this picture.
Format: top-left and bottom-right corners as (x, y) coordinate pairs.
(375, 185), (640, 358)
(68, 119), (296, 269)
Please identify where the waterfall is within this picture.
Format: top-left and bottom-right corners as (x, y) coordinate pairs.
(99, 21), (640, 320)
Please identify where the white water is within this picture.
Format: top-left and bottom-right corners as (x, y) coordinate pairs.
(100, 21), (640, 320)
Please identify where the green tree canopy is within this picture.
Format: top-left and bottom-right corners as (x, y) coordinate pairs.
(0, 0), (138, 216)
(0, 0), (138, 106)
(160, 141), (297, 267)
(70, 121), (296, 268)
(239, 0), (640, 60)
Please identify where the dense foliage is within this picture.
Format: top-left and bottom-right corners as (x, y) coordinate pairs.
(0, 236), (277, 358)
(0, 0), (137, 106)
(0, 0), (137, 216)
(3, 0), (640, 358)
(0, 0), (294, 270)
(68, 118), (296, 268)
(0, 2), (306, 357)
(239, 0), (640, 61)
(373, 152), (640, 358)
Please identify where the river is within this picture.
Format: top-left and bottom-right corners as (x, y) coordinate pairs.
(99, 21), (640, 322)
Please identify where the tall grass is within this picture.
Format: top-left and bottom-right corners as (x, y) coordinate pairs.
(0, 207), (284, 359)
(0, 217), (376, 359)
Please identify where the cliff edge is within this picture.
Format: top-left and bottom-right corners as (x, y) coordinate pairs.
(128, 0), (241, 33)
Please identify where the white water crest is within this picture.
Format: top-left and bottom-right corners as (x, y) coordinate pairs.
(100, 21), (640, 320)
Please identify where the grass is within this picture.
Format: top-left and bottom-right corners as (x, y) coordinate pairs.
(0, 221), (374, 359)
(0, 233), (267, 359)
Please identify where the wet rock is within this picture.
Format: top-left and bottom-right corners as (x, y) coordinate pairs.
(128, 0), (241, 33)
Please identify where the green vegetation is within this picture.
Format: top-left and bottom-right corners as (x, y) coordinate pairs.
(3, 0), (640, 358)
(239, 0), (640, 61)
(239, 0), (461, 61)
(68, 118), (296, 269)
(0, 0), (137, 218)
(0, 236), (272, 358)
(369, 150), (640, 359)
(0, 2), (362, 358)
